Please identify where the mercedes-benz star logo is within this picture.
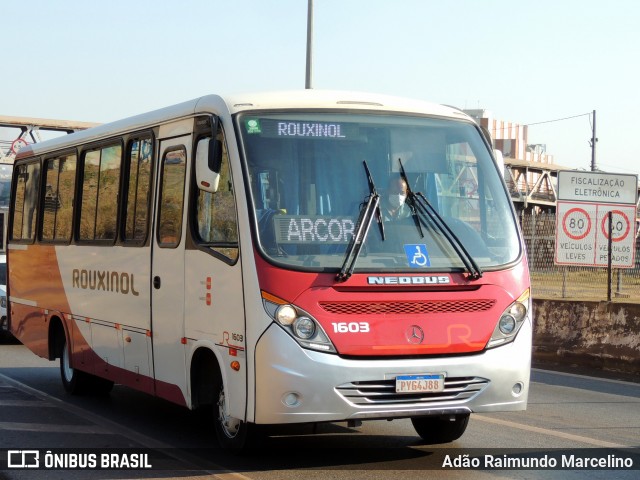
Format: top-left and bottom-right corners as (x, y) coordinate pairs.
(405, 325), (424, 345)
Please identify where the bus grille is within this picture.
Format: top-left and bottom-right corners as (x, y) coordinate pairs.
(335, 377), (488, 407)
(319, 300), (496, 315)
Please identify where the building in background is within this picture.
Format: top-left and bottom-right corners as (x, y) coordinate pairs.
(465, 109), (563, 213)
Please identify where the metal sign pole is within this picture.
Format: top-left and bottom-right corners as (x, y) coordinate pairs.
(607, 210), (613, 302)
(305, 0), (313, 89)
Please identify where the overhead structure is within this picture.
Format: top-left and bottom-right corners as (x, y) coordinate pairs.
(503, 157), (565, 211)
(0, 115), (99, 161)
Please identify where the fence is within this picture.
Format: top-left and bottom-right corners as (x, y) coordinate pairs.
(521, 211), (640, 302)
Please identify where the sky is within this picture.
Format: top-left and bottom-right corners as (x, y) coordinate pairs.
(1, 0), (639, 177)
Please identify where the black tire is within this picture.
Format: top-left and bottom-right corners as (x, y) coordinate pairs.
(411, 413), (470, 444)
(88, 375), (115, 396)
(214, 382), (256, 450)
(59, 336), (113, 395)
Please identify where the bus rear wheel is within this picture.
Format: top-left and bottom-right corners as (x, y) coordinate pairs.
(214, 383), (255, 450)
(411, 413), (470, 444)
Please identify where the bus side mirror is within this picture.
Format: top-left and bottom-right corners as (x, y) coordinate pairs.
(195, 137), (222, 193)
(493, 149), (505, 177)
(480, 125), (493, 148)
(479, 125), (505, 177)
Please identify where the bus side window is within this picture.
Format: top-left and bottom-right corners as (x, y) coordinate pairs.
(41, 154), (76, 242)
(194, 130), (239, 262)
(158, 147), (187, 247)
(78, 144), (122, 242)
(123, 137), (153, 244)
(11, 161), (40, 242)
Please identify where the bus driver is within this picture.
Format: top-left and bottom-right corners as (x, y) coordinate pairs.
(382, 176), (410, 221)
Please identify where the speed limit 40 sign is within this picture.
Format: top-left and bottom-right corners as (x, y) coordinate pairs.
(595, 205), (636, 267)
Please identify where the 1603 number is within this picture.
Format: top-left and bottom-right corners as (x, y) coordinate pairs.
(331, 322), (370, 333)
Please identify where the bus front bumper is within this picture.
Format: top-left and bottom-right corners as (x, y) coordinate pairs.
(253, 321), (532, 424)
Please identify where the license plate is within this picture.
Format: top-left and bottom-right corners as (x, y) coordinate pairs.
(395, 374), (444, 393)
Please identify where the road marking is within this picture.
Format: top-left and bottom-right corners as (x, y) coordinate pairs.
(0, 400), (45, 407)
(533, 367), (640, 387)
(215, 474), (255, 480)
(0, 421), (110, 434)
(474, 415), (626, 448)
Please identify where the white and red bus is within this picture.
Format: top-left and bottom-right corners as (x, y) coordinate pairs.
(8, 91), (531, 449)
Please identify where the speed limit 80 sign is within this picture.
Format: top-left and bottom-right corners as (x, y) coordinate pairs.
(562, 207), (592, 240)
(555, 203), (597, 265)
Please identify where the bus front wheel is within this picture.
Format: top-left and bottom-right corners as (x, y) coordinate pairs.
(411, 413), (470, 444)
(214, 383), (255, 450)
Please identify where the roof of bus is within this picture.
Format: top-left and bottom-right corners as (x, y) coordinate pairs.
(15, 90), (472, 160)
(216, 90), (469, 117)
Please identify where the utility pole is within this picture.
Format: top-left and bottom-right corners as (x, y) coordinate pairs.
(590, 109), (597, 171)
(305, 0), (314, 89)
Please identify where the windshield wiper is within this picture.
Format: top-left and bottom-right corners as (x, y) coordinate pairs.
(398, 159), (483, 280)
(336, 161), (384, 282)
(397, 160), (424, 239)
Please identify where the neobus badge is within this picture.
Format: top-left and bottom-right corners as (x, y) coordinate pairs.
(367, 276), (451, 285)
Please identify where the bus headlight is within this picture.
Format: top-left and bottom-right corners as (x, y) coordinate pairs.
(262, 291), (336, 354)
(275, 305), (297, 325)
(487, 289), (530, 349)
(498, 314), (516, 335)
(293, 316), (315, 339)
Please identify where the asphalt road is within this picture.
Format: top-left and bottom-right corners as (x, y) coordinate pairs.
(0, 340), (639, 480)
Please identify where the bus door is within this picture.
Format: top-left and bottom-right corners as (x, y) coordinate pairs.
(187, 129), (247, 421)
(151, 131), (191, 404)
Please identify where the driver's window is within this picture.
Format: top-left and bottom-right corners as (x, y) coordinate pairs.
(194, 126), (239, 262)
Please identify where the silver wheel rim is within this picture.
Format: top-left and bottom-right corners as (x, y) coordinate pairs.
(62, 343), (73, 382)
(218, 387), (241, 438)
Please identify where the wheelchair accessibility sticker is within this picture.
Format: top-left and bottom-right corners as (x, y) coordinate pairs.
(404, 244), (431, 268)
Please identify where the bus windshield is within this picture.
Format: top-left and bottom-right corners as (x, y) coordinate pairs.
(239, 112), (521, 273)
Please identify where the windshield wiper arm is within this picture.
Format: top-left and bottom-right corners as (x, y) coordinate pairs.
(365, 160), (386, 242)
(413, 191), (483, 279)
(336, 161), (384, 282)
(398, 159), (482, 280)
(398, 159), (424, 239)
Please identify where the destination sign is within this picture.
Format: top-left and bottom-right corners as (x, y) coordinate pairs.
(273, 216), (356, 244)
(244, 118), (357, 140)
